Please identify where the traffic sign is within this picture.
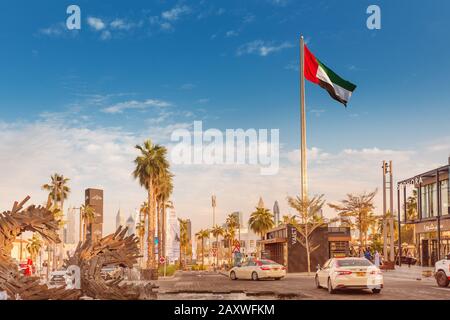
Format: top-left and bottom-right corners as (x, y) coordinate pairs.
(232, 239), (241, 253)
(159, 256), (166, 264)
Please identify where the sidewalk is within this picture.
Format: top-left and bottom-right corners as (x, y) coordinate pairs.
(381, 265), (435, 282)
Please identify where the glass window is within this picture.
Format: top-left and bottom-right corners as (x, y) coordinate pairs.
(421, 183), (438, 218)
(335, 259), (373, 267)
(250, 240), (255, 247)
(421, 187), (428, 218)
(322, 259), (331, 269)
(441, 179), (449, 215)
(257, 259), (278, 265)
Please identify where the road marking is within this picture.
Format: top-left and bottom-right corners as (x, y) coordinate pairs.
(431, 287), (450, 292)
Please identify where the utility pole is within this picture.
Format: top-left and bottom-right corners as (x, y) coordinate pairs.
(300, 35), (308, 201)
(382, 161), (396, 264)
(211, 195), (216, 228)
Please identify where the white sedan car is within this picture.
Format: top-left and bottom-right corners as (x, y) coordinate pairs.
(229, 259), (286, 281)
(315, 257), (383, 294)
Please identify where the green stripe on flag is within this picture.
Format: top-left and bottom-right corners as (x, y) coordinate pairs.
(318, 61), (356, 92)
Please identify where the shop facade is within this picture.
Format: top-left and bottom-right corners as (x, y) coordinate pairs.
(260, 224), (351, 272)
(397, 158), (450, 266)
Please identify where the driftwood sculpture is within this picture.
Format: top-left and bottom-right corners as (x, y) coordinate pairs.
(63, 226), (156, 300)
(0, 196), (79, 299)
(0, 197), (156, 300)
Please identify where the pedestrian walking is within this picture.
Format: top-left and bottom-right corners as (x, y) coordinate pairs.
(407, 251), (413, 268)
(364, 248), (372, 262)
(374, 250), (381, 268)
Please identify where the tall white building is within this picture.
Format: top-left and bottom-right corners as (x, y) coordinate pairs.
(166, 208), (180, 263)
(126, 214), (135, 237)
(273, 201), (280, 226)
(65, 207), (76, 244)
(116, 209), (125, 231)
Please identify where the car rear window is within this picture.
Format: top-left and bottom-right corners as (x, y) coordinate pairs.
(258, 260), (278, 265)
(336, 259), (372, 267)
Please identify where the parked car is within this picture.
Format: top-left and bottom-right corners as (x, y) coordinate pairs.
(315, 257), (383, 294)
(434, 254), (450, 287)
(229, 259), (286, 281)
(396, 256), (417, 266)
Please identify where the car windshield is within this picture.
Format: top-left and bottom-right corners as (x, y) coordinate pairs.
(258, 260), (278, 265)
(336, 259), (372, 267)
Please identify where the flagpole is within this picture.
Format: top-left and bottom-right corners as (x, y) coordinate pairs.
(300, 35), (308, 201)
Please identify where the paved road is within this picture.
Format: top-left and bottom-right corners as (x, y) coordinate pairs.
(155, 271), (450, 300)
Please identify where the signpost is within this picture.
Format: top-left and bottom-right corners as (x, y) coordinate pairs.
(159, 256), (167, 277)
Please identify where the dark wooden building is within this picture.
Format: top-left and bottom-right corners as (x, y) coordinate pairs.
(260, 224), (351, 273)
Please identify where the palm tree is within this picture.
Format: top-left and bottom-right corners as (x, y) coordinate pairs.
(248, 207), (274, 240)
(248, 207), (274, 259)
(80, 204), (96, 241)
(26, 234), (42, 272)
(155, 171), (174, 261)
(196, 229), (210, 268)
(225, 215), (238, 266)
(281, 214), (297, 225)
(135, 219), (146, 266)
(222, 229), (233, 267)
(211, 225), (224, 268)
(178, 218), (189, 269)
(287, 194), (326, 274)
(133, 140), (169, 274)
(328, 190), (378, 251)
(42, 174), (70, 269)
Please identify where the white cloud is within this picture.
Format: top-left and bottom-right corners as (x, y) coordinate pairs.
(237, 40), (293, 57)
(197, 98), (210, 104)
(39, 25), (63, 36)
(100, 30), (112, 40)
(225, 30), (238, 38)
(109, 19), (139, 30)
(87, 17), (106, 31)
(1, 114), (448, 236)
(162, 5), (191, 21)
(101, 99), (172, 114)
(180, 83), (196, 90)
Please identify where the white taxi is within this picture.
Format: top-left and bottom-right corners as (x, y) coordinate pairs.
(229, 259), (286, 281)
(315, 257), (383, 294)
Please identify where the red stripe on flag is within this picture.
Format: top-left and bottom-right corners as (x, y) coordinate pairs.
(304, 44), (319, 84)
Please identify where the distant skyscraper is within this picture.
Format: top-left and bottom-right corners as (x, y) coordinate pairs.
(66, 206), (76, 244)
(166, 208), (180, 263)
(257, 197), (265, 209)
(85, 188), (103, 242)
(126, 214), (135, 237)
(231, 211), (244, 228)
(273, 201), (280, 226)
(186, 219), (192, 241)
(116, 209), (125, 231)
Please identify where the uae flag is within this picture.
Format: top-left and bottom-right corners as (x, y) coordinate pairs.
(304, 44), (357, 106)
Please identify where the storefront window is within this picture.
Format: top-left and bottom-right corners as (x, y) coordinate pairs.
(442, 179), (449, 215)
(421, 183), (438, 218)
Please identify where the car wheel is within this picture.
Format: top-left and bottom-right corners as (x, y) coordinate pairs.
(436, 271), (450, 287)
(230, 271), (237, 280)
(251, 272), (259, 281)
(372, 288), (381, 294)
(315, 276), (321, 288)
(327, 278), (335, 294)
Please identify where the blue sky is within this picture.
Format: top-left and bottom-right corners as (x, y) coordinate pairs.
(1, 1), (449, 233)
